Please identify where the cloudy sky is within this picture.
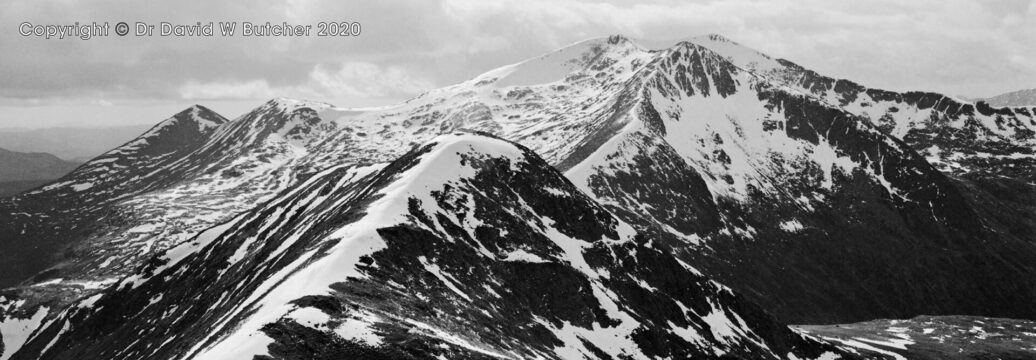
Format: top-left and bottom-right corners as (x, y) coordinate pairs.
(1, 0), (1033, 128)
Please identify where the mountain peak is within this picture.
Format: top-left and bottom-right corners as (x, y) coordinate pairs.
(263, 97), (335, 112)
(677, 33), (782, 72)
(420, 131), (529, 166)
(605, 34), (633, 45)
(699, 33), (736, 43)
(374, 132), (532, 193)
(161, 104), (227, 133)
(473, 34), (651, 88)
(208, 98), (342, 149)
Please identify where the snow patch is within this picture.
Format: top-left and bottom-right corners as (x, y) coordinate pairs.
(334, 310), (383, 346)
(418, 256), (472, 302)
(288, 307), (330, 329)
(500, 249), (548, 263)
(0, 306), (49, 360)
(70, 183), (94, 192)
(779, 219), (804, 232)
(822, 336), (906, 360)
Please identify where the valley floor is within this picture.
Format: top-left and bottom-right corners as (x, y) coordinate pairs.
(795, 315), (1036, 360)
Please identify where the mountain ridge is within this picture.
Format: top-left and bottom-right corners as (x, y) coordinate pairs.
(0, 148), (81, 183)
(0, 148), (82, 197)
(0, 125), (153, 162)
(982, 88), (1036, 107)
(8, 133), (855, 360)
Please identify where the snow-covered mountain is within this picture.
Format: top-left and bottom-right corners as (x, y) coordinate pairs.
(680, 34), (1036, 181)
(2, 33), (1036, 359)
(6, 133), (854, 360)
(982, 88), (1036, 108)
(0, 105), (227, 291)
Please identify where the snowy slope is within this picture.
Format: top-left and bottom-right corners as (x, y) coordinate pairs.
(983, 88), (1036, 107)
(0, 101), (346, 337)
(797, 315), (1036, 360)
(685, 34), (1036, 181)
(9, 133), (856, 360)
(0, 105), (229, 294)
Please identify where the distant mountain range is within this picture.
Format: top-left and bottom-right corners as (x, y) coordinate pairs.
(981, 88), (1036, 107)
(0, 148), (82, 196)
(0, 124), (151, 195)
(2, 34), (1036, 359)
(0, 124), (151, 162)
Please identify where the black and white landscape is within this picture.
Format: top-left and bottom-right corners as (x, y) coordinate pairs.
(0, 148), (82, 197)
(3, 8), (1036, 357)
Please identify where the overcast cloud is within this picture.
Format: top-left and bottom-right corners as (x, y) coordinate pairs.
(1, 0), (1034, 128)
